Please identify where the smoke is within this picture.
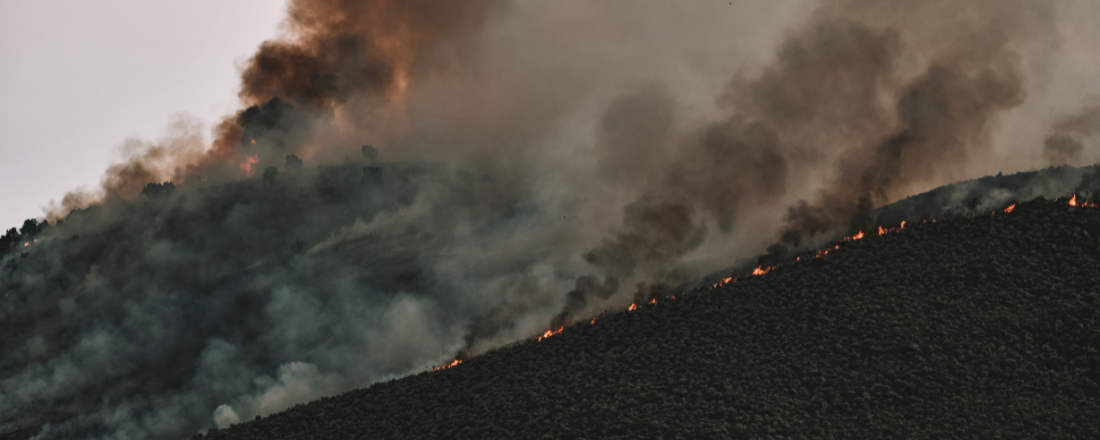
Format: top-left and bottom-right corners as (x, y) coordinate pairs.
(766, 1), (1044, 247)
(4, 1), (1097, 439)
(1043, 101), (1100, 165)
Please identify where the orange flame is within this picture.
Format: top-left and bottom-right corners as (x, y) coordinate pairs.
(239, 154), (260, 176)
(752, 266), (775, 276)
(900, 221), (906, 229)
(537, 326), (564, 342)
(1005, 204), (1015, 213)
(628, 303), (637, 312)
(590, 317), (596, 324)
(249, 138), (256, 145)
(649, 297), (657, 305)
(24, 242), (29, 247)
(1069, 194), (1078, 206)
(433, 359), (462, 371)
(845, 231), (865, 241)
(878, 226), (886, 235)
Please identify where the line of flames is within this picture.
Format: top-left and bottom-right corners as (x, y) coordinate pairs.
(433, 196), (1094, 372)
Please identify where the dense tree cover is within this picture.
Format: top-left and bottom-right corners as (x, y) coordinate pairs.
(202, 198), (1100, 440)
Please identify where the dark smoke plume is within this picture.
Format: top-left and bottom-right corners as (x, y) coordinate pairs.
(772, 5), (1035, 247)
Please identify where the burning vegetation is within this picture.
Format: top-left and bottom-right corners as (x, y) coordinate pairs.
(5, 0), (1100, 438)
(193, 197), (1100, 439)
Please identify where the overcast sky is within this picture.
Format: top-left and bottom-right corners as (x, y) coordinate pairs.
(0, 0), (285, 230)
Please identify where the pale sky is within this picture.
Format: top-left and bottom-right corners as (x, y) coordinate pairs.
(0, 0), (286, 230)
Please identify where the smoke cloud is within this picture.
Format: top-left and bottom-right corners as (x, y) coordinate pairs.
(3, 1), (1097, 439)
(1043, 101), (1100, 165)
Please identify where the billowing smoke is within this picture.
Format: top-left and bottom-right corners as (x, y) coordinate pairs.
(2, 1), (1096, 439)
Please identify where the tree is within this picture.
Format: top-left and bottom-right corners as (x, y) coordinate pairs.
(286, 154), (304, 171)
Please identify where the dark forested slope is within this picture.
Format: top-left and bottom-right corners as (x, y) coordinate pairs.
(202, 197), (1100, 440)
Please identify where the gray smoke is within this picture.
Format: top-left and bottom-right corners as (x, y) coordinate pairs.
(1043, 101), (1100, 165)
(3, 1), (1098, 439)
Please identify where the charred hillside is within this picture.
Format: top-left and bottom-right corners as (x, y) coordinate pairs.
(202, 198), (1100, 440)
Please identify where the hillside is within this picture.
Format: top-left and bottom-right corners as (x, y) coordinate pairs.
(199, 197), (1100, 439)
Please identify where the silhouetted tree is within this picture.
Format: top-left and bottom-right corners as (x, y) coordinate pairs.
(141, 182), (177, 199)
(0, 227), (19, 257)
(285, 154), (304, 171)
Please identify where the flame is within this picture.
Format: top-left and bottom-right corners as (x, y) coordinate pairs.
(24, 243), (29, 247)
(844, 230), (865, 241)
(878, 225), (886, 235)
(433, 359), (462, 371)
(752, 266), (775, 276)
(537, 326), (564, 342)
(649, 297), (657, 305)
(1005, 204), (1016, 213)
(901, 221), (906, 229)
(239, 154), (260, 176)
(590, 317), (596, 324)
(628, 303), (637, 312)
(249, 138), (256, 145)
(722, 277), (732, 284)
(1069, 194), (1078, 206)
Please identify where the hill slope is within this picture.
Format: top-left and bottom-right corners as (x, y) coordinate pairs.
(198, 198), (1100, 439)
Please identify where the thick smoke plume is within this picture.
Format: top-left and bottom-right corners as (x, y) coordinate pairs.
(3, 1), (1097, 439)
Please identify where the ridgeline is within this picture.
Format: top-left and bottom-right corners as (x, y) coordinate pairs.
(199, 198), (1100, 439)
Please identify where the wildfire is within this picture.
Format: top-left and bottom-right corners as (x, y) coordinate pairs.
(24, 243), (29, 247)
(538, 326), (564, 342)
(878, 226), (886, 235)
(1005, 204), (1016, 213)
(845, 231), (865, 241)
(433, 359), (462, 371)
(239, 154), (260, 176)
(1066, 194), (1098, 208)
(628, 303), (637, 312)
(752, 265), (774, 276)
(590, 317), (596, 324)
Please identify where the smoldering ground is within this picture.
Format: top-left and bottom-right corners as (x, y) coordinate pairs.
(4, 1), (1100, 439)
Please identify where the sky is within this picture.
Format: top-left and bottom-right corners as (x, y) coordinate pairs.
(0, 0), (286, 230)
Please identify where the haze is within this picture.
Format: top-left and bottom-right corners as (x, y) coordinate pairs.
(0, 0), (284, 229)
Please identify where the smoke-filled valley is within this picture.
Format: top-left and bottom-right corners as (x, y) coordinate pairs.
(4, 1), (1100, 438)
